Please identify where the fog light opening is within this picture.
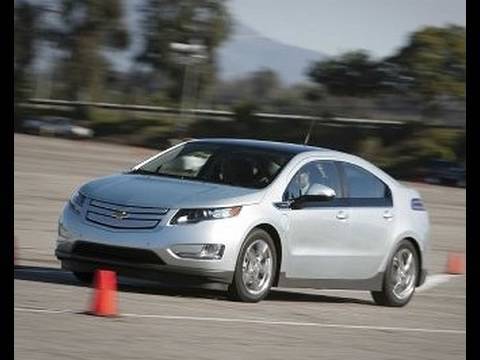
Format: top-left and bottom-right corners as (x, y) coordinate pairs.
(172, 244), (225, 260)
(199, 244), (225, 259)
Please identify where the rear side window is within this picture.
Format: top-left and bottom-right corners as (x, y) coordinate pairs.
(341, 162), (392, 207)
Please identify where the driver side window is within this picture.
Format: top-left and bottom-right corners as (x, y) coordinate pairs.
(283, 160), (343, 202)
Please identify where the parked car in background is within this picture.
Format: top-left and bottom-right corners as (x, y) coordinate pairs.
(56, 138), (430, 306)
(23, 117), (94, 139)
(423, 159), (465, 188)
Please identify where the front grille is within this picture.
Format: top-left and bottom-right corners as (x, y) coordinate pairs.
(86, 198), (168, 230)
(72, 241), (165, 265)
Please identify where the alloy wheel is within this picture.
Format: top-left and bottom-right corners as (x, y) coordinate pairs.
(390, 248), (417, 300)
(241, 239), (273, 296)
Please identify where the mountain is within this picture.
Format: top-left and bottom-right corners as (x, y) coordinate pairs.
(217, 23), (327, 85)
(33, 12), (327, 86)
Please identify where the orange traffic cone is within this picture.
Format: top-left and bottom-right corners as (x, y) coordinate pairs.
(446, 252), (465, 275)
(89, 270), (118, 317)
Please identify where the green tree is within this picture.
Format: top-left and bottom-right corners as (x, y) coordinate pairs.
(307, 50), (386, 97)
(14, 1), (41, 126)
(50, 0), (129, 101)
(387, 25), (465, 101)
(137, 0), (232, 103)
(249, 68), (281, 100)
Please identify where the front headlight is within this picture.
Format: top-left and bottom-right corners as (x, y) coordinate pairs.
(69, 191), (86, 213)
(58, 221), (72, 240)
(170, 206), (242, 225)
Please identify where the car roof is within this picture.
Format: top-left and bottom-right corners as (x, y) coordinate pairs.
(186, 138), (400, 186)
(188, 138), (332, 155)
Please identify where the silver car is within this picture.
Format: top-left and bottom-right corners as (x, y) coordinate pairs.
(56, 139), (430, 306)
(23, 117), (94, 138)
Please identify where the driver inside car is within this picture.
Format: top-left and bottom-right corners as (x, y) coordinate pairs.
(298, 170), (312, 196)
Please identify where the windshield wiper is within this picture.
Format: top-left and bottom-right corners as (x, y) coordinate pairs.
(128, 169), (258, 188)
(127, 169), (196, 181)
(155, 172), (197, 181)
(127, 169), (159, 176)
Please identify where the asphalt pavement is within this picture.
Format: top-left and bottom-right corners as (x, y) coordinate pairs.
(14, 134), (466, 360)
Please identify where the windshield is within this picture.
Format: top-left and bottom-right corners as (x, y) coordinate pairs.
(130, 142), (295, 189)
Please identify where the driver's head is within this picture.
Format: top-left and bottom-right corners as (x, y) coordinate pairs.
(298, 171), (310, 195)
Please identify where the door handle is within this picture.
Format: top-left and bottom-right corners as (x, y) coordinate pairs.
(383, 210), (394, 219)
(336, 210), (348, 220)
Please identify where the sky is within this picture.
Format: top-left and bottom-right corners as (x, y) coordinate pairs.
(30, 0), (466, 73)
(228, 0), (466, 58)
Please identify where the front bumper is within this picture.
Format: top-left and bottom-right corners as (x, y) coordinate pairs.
(56, 201), (249, 285)
(56, 248), (233, 286)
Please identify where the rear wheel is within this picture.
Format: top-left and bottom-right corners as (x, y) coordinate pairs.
(228, 229), (277, 303)
(73, 271), (94, 284)
(371, 240), (418, 307)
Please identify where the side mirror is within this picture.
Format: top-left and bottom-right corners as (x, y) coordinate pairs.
(291, 184), (336, 209)
(306, 183), (336, 199)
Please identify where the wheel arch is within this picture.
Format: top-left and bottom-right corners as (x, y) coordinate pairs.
(385, 234), (424, 287)
(402, 237), (423, 287)
(252, 223), (283, 287)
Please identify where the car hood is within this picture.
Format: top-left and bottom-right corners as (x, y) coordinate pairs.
(79, 173), (266, 208)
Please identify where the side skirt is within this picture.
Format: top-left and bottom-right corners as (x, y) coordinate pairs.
(277, 272), (384, 291)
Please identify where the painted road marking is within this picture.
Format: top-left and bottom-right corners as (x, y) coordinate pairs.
(15, 307), (72, 314)
(417, 274), (459, 293)
(14, 306), (465, 335)
(417, 293), (465, 299)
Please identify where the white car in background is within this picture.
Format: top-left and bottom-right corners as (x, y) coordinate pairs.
(23, 117), (94, 139)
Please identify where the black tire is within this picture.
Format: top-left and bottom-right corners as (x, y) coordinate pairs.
(228, 229), (277, 303)
(371, 240), (419, 307)
(73, 271), (94, 284)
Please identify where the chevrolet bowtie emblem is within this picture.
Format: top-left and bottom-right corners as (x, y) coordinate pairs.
(112, 210), (129, 220)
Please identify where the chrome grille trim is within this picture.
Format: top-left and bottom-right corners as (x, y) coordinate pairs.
(89, 199), (168, 214)
(86, 198), (168, 230)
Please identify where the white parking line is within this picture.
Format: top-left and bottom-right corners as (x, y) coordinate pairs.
(417, 274), (459, 293)
(417, 293), (465, 299)
(15, 307), (72, 314)
(14, 306), (465, 335)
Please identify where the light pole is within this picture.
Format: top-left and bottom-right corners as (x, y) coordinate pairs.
(169, 42), (207, 138)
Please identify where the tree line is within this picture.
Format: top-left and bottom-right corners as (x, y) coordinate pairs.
(15, 1), (465, 126)
(14, 0), (231, 108)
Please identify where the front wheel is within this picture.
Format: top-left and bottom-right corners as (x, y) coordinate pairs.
(228, 229), (277, 303)
(371, 240), (418, 307)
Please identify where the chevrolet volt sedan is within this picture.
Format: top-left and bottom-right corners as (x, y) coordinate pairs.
(56, 138), (430, 306)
